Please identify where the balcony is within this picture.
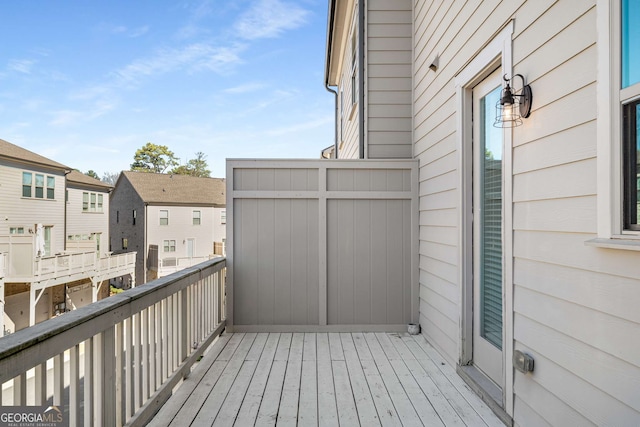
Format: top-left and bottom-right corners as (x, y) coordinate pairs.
(0, 257), (502, 426)
(0, 161), (504, 425)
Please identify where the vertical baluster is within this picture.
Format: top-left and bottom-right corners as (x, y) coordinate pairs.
(69, 344), (80, 426)
(172, 293), (178, 370)
(149, 304), (156, 394)
(84, 337), (94, 427)
(134, 311), (141, 412)
(141, 308), (149, 401)
(34, 363), (46, 405)
(206, 275), (211, 333)
(13, 374), (26, 405)
(115, 322), (124, 426)
(124, 317), (132, 420)
(161, 299), (168, 382)
(155, 301), (163, 388)
(53, 354), (64, 406)
(180, 289), (187, 364)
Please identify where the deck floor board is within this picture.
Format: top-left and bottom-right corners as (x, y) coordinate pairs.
(150, 332), (505, 426)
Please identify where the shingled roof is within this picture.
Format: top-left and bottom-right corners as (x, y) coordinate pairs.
(0, 138), (70, 170)
(66, 170), (113, 191)
(121, 171), (225, 206)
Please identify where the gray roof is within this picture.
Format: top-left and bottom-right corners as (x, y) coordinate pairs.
(66, 170), (113, 191)
(121, 171), (226, 206)
(0, 138), (70, 170)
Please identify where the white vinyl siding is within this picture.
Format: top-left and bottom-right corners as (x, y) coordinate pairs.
(367, 0), (413, 159)
(414, 0), (640, 424)
(66, 186), (109, 256)
(0, 161), (65, 252)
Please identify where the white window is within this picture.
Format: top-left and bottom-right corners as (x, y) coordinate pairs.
(351, 29), (358, 106)
(221, 210), (226, 224)
(82, 192), (104, 212)
(594, 0), (640, 244)
(159, 210), (169, 226)
(22, 172), (54, 199)
(9, 227), (24, 234)
(163, 240), (176, 252)
(193, 210), (201, 225)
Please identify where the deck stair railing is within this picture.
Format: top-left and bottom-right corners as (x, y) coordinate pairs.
(0, 257), (226, 427)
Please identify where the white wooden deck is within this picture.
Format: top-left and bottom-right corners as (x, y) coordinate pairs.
(148, 332), (505, 427)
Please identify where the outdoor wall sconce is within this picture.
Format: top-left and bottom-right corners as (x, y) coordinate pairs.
(494, 74), (532, 128)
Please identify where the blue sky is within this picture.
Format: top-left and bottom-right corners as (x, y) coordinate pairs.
(0, 0), (333, 178)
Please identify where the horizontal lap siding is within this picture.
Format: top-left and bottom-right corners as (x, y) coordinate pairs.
(367, 0), (412, 159)
(415, 0), (640, 424)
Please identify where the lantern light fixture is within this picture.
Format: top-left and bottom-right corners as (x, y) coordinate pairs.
(494, 74), (532, 128)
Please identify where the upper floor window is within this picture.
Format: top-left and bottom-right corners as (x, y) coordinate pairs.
(22, 172), (55, 199)
(351, 29), (358, 106)
(193, 210), (201, 225)
(122, 238), (128, 250)
(133, 209), (137, 225)
(9, 227), (24, 234)
(82, 192), (104, 212)
(593, 0), (640, 244)
(159, 210), (169, 226)
(622, 0), (640, 232)
(221, 210), (226, 224)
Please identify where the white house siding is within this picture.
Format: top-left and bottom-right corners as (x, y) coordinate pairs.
(0, 159), (66, 254)
(212, 207), (226, 247)
(414, 0), (640, 425)
(337, 5), (361, 160)
(367, 0), (413, 159)
(146, 205), (215, 261)
(66, 187), (110, 257)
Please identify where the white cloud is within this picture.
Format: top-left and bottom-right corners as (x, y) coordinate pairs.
(265, 114), (333, 136)
(234, 0), (309, 40)
(223, 82), (266, 94)
(49, 100), (116, 126)
(111, 43), (244, 86)
(8, 59), (35, 74)
(128, 26), (150, 38)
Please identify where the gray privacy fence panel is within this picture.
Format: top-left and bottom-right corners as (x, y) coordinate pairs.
(227, 159), (418, 331)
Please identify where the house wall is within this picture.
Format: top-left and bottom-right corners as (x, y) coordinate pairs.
(66, 186), (110, 257)
(212, 207), (226, 247)
(337, 3), (361, 159)
(367, 0), (413, 159)
(333, 0), (413, 160)
(109, 176), (145, 285)
(0, 159), (66, 254)
(146, 205), (215, 261)
(413, 0), (640, 425)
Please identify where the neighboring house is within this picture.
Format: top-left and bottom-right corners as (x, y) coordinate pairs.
(324, 0), (640, 425)
(66, 170), (112, 258)
(110, 171), (226, 285)
(0, 139), (135, 336)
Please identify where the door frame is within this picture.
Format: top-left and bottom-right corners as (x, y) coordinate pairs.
(455, 21), (514, 415)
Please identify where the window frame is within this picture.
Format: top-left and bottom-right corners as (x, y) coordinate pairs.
(163, 239), (176, 252)
(46, 176), (55, 199)
(193, 210), (201, 225)
(221, 210), (226, 224)
(22, 172), (32, 197)
(159, 210), (169, 226)
(593, 0), (640, 247)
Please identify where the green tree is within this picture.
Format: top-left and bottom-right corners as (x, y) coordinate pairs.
(131, 142), (178, 173)
(85, 170), (100, 180)
(171, 152), (211, 177)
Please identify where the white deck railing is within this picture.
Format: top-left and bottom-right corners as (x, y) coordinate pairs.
(158, 255), (220, 277)
(0, 257), (226, 427)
